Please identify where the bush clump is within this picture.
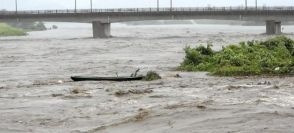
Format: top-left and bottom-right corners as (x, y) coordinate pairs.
(178, 36), (294, 76)
(0, 23), (26, 36)
(144, 71), (161, 81)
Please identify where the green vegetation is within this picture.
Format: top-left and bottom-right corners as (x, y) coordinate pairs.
(178, 36), (294, 76)
(9, 21), (47, 31)
(144, 71), (161, 81)
(0, 23), (26, 36)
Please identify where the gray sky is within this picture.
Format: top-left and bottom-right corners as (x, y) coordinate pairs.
(0, 0), (292, 11)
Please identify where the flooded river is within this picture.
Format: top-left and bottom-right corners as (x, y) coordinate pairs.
(1, 22), (294, 133)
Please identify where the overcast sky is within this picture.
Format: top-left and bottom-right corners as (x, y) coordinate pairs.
(0, 0), (292, 11)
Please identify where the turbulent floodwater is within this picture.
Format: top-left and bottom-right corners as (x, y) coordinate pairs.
(1, 22), (294, 133)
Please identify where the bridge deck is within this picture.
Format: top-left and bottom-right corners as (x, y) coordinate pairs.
(1, 6), (294, 16)
(1, 6), (294, 23)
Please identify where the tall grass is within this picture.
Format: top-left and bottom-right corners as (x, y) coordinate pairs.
(178, 36), (294, 76)
(0, 23), (26, 36)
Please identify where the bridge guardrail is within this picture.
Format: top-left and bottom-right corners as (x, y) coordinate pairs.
(1, 6), (294, 15)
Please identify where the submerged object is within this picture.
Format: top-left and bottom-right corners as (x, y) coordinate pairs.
(71, 76), (144, 82)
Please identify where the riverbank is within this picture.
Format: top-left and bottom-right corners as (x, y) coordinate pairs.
(0, 23), (26, 36)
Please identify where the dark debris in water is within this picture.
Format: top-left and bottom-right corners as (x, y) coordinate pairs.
(114, 88), (153, 97)
(257, 81), (272, 85)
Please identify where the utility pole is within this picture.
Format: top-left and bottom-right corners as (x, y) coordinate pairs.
(90, 0), (93, 12)
(245, 0), (247, 10)
(15, 0), (18, 14)
(170, 0), (173, 11)
(157, 0), (159, 12)
(255, 0), (257, 10)
(75, 0), (77, 13)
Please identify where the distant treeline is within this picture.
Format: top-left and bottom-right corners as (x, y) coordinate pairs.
(124, 20), (294, 26)
(8, 21), (47, 31)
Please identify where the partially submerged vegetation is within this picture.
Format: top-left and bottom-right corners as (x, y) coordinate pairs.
(0, 23), (27, 36)
(143, 71), (162, 81)
(178, 36), (294, 76)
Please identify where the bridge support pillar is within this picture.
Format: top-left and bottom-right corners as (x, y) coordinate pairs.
(92, 21), (111, 38)
(266, 20), (281, 35)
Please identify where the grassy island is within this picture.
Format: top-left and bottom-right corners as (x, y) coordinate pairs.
(0, 23), (26, 36)
(178, 36), (294, 76)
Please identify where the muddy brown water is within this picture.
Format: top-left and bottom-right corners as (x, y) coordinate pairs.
(1, 23), (294, 133)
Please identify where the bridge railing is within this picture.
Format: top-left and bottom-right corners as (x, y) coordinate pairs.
(1, 6), (294, 15)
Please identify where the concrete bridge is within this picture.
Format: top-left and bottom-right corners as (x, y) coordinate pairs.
(1, 6), (294, 38)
